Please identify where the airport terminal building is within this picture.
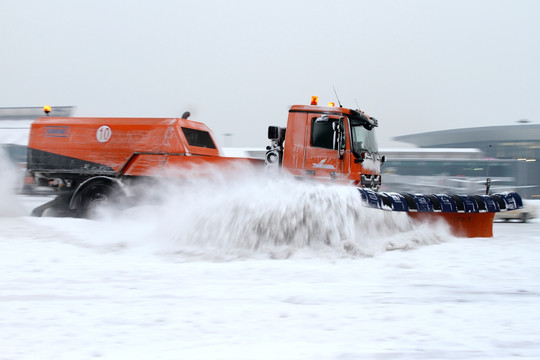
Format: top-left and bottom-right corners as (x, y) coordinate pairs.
(392, 124), (540, 198)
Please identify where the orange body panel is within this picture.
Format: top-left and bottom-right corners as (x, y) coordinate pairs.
(28, 117), (222, 175)
(409, 212), (495, 238)
(123, 153), (262, 177)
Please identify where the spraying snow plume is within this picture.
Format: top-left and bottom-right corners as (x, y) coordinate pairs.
(86, 166), (452, 260)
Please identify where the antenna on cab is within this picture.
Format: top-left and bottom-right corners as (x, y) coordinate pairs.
(354, 98), (364, 113)
(332, 86), (342, 108)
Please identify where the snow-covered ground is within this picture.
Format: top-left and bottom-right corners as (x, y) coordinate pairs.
(1, 159), (539, 359)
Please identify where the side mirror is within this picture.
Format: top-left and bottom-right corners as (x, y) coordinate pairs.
(268, 126), (280, 140)
(268, 126), (286, 146)
(333, 121), (344, 159)
(381, 155), (386, 164)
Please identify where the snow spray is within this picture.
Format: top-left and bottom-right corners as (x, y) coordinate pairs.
(91, 165), (452, 260)
(0, 149), (25, 216)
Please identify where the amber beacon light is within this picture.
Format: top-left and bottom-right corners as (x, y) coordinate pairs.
(43, 105), (52, 115)
(310, 96), (318, 105)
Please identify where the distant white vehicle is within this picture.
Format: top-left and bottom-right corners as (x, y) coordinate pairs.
(494, 201), (537, 223)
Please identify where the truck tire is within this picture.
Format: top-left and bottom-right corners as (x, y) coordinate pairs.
(78, 182), (119, 219)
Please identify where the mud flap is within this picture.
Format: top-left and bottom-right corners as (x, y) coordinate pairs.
(30, 192), (74, 217)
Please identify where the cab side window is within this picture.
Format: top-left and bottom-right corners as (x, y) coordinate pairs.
(311, 118), (334, 149)
(311, 118), (345, 150)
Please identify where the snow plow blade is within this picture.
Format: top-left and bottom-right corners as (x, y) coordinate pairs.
(357, 189), (523, 238)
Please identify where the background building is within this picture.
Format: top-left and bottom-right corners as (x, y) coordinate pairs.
(393, 124), (540, 198)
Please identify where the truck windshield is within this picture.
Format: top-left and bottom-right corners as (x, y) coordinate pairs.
(350, 121), (378, 154)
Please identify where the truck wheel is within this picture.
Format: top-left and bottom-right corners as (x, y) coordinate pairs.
(79, 184), (116, 219)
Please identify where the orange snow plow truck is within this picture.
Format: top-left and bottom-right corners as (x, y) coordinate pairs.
(27, 101), (522, 237)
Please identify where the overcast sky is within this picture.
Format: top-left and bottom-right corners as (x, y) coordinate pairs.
(1, 0), (538, 148)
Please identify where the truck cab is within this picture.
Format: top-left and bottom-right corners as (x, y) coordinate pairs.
(266, 102), (384, 189)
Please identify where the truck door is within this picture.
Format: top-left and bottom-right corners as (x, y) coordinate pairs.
(303, 115), (349, 182)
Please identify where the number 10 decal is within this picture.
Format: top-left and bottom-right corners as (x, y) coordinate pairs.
(96, 125), (112, 143)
